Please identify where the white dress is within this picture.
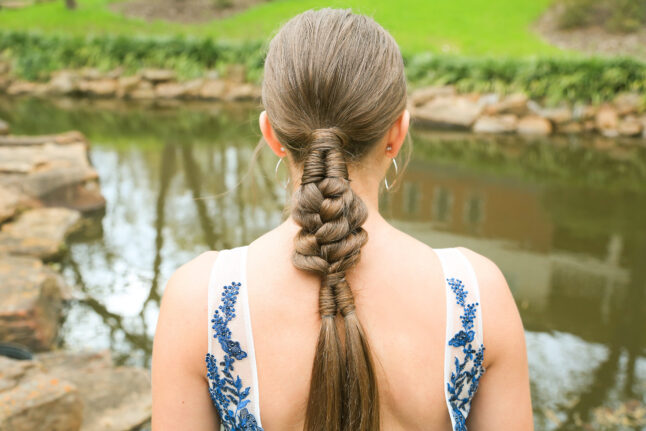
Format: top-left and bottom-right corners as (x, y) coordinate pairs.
(205, 246), (485, 431)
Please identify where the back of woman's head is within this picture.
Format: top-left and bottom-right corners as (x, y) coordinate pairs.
(261, 8), (407, 431)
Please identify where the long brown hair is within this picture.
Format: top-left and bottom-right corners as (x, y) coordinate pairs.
(261, 8), (407, 431)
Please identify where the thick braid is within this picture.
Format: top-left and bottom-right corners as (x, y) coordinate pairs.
(292, 127), (378, 431)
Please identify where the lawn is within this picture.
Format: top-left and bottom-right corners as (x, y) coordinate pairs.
(0, 0), (561, 56)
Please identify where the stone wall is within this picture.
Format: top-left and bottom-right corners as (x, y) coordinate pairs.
(0, 123), (150, 431)
(0, 63), (260, 102)
(409, 86), (646, 141)
(2, 61), (646, 142)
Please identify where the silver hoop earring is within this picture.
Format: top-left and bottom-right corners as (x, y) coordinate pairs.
(384, 158), (398, 191)
(275, 157), (290, 189)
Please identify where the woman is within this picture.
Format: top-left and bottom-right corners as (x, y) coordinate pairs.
(151, 8), (533, 431)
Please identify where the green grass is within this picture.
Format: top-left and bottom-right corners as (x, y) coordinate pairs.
(0, 0), (561, 56)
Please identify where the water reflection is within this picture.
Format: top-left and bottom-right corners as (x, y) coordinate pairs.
(1, 96), (645, 430)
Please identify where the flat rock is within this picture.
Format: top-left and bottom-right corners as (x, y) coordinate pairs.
(483, 93), (528, 116)
(141, 69), (175, 83)
(226, 83), (261, 101)
(517, 115), (553, 135)
(0, 356), (82, 431)
(596, 105), (619, 131)
(618, 117), (643, 137)
(200, 79), (228, 100)
(0, 185), (22, 223)
(0, 208), (82, 260)
(0, 136), (104, 211)
(614, 93), (642, 116)
(129, 81), (155, 100)
(36, 350), (152, 431)
(540, 106), (572, 124)
(410, 85), (456, 107)
(414, 96), (484, 129)
(47, 70), (80, 95)
(154, 82), (186, 99)
(78, 79), (118, 97)
(473, 114), (517, 133)
(0, 255), (66, 351)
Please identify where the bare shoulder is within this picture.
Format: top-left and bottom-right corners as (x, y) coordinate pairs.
(154, 251), (220, 375)
(454, 246), (525, 368)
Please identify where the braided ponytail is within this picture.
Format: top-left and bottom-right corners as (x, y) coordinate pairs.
(261, 8), (408, 430)
(292, 128), (377, 431)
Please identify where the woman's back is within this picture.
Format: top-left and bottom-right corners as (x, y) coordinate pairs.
(204, 218), (494, 431)
(151, 8), (533, 431)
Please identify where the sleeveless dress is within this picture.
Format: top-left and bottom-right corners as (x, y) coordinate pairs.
(205, 246), (485, 431)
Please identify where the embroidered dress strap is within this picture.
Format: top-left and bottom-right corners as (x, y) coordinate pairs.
(434, 247), (486, 431)
(205, 246), (263, 431)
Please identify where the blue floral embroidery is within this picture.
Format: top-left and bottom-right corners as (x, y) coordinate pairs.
(446, 277), (485, 431)
(205, 281), (263, 431)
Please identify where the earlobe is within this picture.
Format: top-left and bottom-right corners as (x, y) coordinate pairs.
(259, 111), (286, 158)
(386, 109), (410, 158)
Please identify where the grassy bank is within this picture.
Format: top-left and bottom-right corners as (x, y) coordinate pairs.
(0, 0), (559, 56)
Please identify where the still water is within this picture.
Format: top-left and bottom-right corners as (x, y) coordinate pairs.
(1, 96), (645, 430)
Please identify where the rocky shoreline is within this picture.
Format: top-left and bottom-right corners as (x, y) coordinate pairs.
(1, 63), (646, 142)
(0, 124), (151, 430)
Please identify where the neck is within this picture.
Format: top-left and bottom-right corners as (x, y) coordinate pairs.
(285, 167), (387, 234)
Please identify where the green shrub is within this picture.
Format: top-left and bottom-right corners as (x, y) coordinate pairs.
(3, 30), (646, 104)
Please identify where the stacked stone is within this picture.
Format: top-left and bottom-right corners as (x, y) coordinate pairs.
(0, 124), (151, 431)
(0, 62), (260, 102)
(409, 85), (646, 139)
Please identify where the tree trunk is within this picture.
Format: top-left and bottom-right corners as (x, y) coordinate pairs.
(65, 0), (77, 10)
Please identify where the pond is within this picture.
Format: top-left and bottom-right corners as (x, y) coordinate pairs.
(1, 96), (645, 430)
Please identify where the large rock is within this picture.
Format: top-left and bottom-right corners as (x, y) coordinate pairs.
(0, 349), (152, 431)
(6, 81), (47, 96)
(200, 79), (228, 100)
(414, 96), (484, 129)
(614, 93), (642, 116)
(141, 68), (175, 83)
(116, 75), (141, 98)
(0, 208), (82, 260)
(540, 106), (573, 125)
(226, 83), (261, 101)
(0, 185), (22, 223)
(36, 350), (152, 431)
(0, 119), (9, 135)
(47, 70), (80, 95)
(596, 105), (619, 131)
(0, 356), (83, 431)
(182, 78), (205, 98)
(0, 255), (67, 351)
(78, 79), (118, 97)
(473, 114), (517, 133)
(154, 82), (186, 99)
(517, 116), (553, 135)
(483, 93), (528, 116)
(410, 85), (456, 107)
(0, 134), (104, 211)
(618, 117), (643, 137)
(129, 81), (155, 100)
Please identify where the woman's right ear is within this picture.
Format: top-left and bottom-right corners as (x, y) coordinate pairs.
(259, 111), (287, 157)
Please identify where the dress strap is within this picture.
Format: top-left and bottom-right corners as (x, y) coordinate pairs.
(206, 246), (263, 430)
(434, 247), (486, 431)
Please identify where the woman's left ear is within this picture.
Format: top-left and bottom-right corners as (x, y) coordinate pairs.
(259, 111), (287, 157)
(385, 109), (410, 158)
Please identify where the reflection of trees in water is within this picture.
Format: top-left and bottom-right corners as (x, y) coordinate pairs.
(554, 231), (646, 429)
(61, 137), (282, 366)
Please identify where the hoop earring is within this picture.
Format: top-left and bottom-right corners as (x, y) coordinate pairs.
(384, 157), (398, 191)
(275, 156), (290, 189)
